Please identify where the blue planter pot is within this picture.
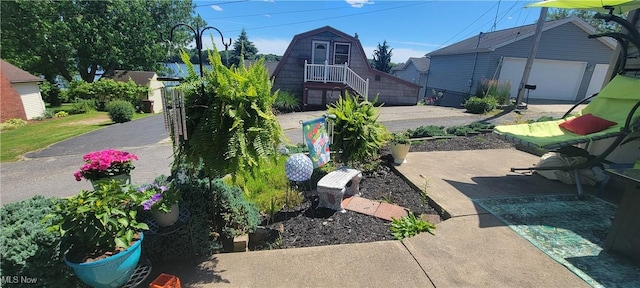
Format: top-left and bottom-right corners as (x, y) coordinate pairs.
(65, 233), (143, 288)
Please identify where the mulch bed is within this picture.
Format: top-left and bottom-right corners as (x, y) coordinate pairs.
(251, 133), (515, 250)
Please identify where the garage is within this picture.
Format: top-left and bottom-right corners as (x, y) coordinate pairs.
(498, 57), (587, 101)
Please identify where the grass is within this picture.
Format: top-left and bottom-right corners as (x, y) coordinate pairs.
(1, 111), (153, 162)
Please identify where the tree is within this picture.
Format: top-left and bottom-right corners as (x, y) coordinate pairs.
(1, 0), (196, 83)
(372, 40), (393, 73)
(230, 28), (258, 67)
(546, 8), (620, 33)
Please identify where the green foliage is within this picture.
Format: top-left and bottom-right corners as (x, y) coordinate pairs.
(463, 96), (498, 114)
(230, 28), (259, 67)
(178, 48), (284, 179)
(225, 156), (302, 213)
(476, 79), (511, 105)
(547, 8), (622, 33)
(39, 80), (62, 106)
(44, 181), (149, 262)
(390, 212), (436, 240)
(54, 111), (68, 118)
(407, 125), (447, 137)
(70, 99), (98, 114)
(43, 109), (55, 119)
(106, 100), (135, 123)
(273, 90), (300, 114)
(372, 40), (393, 73)
(390, 131), (411, 144)
(0, 118), (28, 131)
(0, 0), (195, 83)
(327, 92), (388, 164)
(1, 196), (83, 287)
(66, 79), (147, 111)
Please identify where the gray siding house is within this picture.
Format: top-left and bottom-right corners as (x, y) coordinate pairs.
(272, 26), (420, 109)
(426, 16), (615, 106)
(391, 57), (431, 100)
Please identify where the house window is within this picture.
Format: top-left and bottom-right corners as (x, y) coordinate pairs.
(333, 43), (350, 65)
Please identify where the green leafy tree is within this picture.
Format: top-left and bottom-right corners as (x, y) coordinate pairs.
(372, 40), (393, 73)
(546, 8), (621, 33)
(230, 28), (258, 67)
(0, 0), (196, 83)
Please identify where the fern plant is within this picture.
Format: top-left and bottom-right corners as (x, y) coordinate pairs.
(327, 92), (387, 165)
(177, 48), (284, 179)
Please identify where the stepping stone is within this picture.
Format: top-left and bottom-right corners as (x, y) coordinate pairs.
(344, 196), (379, 216)
(374, 202), (409, 221)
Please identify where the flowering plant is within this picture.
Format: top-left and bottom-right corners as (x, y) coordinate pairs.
(137, 175), (181, 213)
(74, 149), (138, 181)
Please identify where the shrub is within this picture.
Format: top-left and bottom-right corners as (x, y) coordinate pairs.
(407, 125), (447, 138)
(106, 100), (135, 123)
(273, 90), (300, 114)
(0, 196), (82, 287)
(476, 79), (511, 105)
(70, 99), (97, 114)
(43, 109), (55, 119)
(39, 80), (63, 107)
(327, 92), (388, 165)
(0, 118), (28, 131)
(54, 111), (68, 118)
(464, 96), (497, 114)
(66, 79), (147, 111)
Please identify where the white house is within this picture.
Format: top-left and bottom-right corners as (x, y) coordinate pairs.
(0, 59), (46, 121)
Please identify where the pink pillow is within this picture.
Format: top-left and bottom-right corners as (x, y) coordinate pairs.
(558, 114), (617, 135)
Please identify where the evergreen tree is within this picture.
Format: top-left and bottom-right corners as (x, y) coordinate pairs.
(230, 28), (258, 67)
(372, 40), (393, 73)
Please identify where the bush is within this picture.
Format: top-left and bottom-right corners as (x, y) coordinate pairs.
(476, 79), (510, 105)
(327, 92), (388, 165)
(407, 125), (447, 138)
(0, 118), (28, 131)
(39, 80), (63, 107)
(273, 90), (300, 114)
(464, 96), (498, 114)
(106, 100), (135, 123)
(66, 79), (147, 111)
(43, 109), (55, 119)
(54, 111), (68, 118)
(0, 196), (82, 287)
(70, 99), (97, 114)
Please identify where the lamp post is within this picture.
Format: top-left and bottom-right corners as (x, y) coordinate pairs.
(169, 23), (231, 77)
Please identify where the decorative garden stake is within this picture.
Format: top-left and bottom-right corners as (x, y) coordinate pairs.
(285, 153), (314, 182)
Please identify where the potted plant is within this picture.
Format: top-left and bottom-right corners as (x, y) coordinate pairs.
(390, 132), (411, 165)
(44, 181), (149, 288)
(74, 149), (138, 189)
(138, 175), (182, 227)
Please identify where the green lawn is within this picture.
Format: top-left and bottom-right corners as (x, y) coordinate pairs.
(1, 111), (153, 162)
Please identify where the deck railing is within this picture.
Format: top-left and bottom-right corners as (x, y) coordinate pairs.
(304, 60), (369, 100)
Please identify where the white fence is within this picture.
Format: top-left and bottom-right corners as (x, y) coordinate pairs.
(304, 60), (369, 100)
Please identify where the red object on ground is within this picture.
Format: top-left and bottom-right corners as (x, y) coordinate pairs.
(149, 273), (181, 288)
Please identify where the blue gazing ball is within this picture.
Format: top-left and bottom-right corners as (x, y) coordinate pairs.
(285, 153), (313, 182)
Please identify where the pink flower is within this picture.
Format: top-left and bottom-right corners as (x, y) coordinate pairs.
(74, 149), (138, 181)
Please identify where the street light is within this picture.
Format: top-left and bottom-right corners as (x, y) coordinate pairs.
(169, 23), (231, 77)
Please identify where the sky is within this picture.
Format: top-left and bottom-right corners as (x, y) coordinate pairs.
(192, 0), (545, 63)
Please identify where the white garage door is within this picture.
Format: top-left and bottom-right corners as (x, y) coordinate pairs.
(499, 57), (587, 101)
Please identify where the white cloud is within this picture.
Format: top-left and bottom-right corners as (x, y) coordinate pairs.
(345, 0), (374, 8)
(211, 5), (223, 11)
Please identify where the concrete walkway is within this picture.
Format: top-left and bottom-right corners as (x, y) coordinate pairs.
(147, 149), (597, 287)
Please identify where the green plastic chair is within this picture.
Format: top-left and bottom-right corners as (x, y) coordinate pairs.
(494, 73), (640, 196)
